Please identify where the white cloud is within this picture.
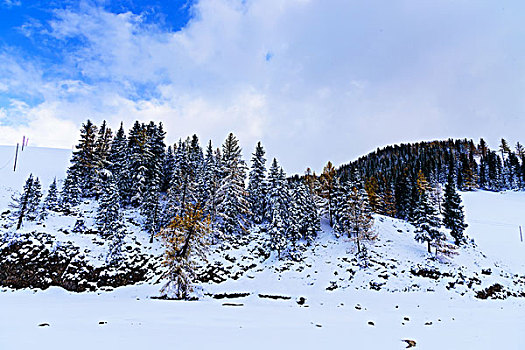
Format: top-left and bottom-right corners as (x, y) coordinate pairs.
(1, 0), (525, 173)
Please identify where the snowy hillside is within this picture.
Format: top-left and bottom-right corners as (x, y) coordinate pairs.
(0, 145), (71, 209)
(1, 147), (525, 349)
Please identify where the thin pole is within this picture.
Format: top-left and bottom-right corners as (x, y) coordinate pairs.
(22, 136), (25, 151)
(520, 226), (523, 242)
(13, 143), (19, 172)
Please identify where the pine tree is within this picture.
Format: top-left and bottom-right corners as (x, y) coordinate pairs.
(162, 145), (176, 192)
(40, 178), (59, 219)
(413, 172), (444, 254)
(166, 139), (197, 219)
(289, 181), (320, 245)
(319, 161), (336, 226)
(443, 170), (468, 245)
(10, 174), (39, 229)
(266, 159), (290, 257)
(128, 122), (152, 207)
(61, 168), (82, 209)
(247, 142), (267, 224)
(106, 224), (126, 266)
(108, 122), (130, 202)
(216, 133), (249, 235)
(364, 175), (380, 213)
(158, 203), (211, 300)
(93, 120), (113, 198)
(27, 177), (42, 220)
(68, 119), (98, 197)
(381, 183), (397, 217)
(344, 179), (374, 254)
(96, 170), (122, 238)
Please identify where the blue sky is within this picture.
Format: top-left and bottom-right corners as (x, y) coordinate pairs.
(1, 0), (525, 174)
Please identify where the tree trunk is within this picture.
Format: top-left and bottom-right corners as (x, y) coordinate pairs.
(427, 240), (431, 254)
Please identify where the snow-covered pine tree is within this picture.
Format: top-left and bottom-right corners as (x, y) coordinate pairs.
(61, 168), (82, 210)
(443, 169), (468, 245)
(413, 171), (444, 254)
(331, 177), (349, 234)
(68, 119), (98, 197)
(158, 203), (211, 300)
(27, 177), (42, 221)
(288, 181), (320, 248)
(145, 121), (166, 195)
(166, 139), (197, 219)
(266, 159), (290, 257)
(162, 145), (176, 193)
(201, 141), (219, 218)
(93, 120), (113, 198)
(300, 181), (321, 242)
(128, 121), (152, 207)
(40, 177), (59, 220)
(247, 141), (267, 224)
(10, 174), (39, 229)
(216, 133), (249, 235)
(344, 179), (374, 254)
(96, 170), (122, 238)
(106, 223), (126, 266)
(188, 134), (207, 205)
(108, 122), (130, 203)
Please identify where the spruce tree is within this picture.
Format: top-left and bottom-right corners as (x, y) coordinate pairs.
(27, 177), (42, 220)
(40, 178), (59, 220)
(61, 168), (82, 209)
(96, 170), (122, 238)
(319, 161), (336, 226)
(413, 173), (444, 254)
(216, 133), (249, 235)
(69, 119), (98, 197)
(10, 174), (38, 229)
(443, 170), (468, 245)
(266, 159), (292, 257)
(108, 122), (130, 202)
(344, 179), (374, 254)
(247, 142), (267, 224)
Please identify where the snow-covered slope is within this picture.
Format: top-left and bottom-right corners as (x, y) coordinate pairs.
(0, 145), (71, 209)
(1, 147), (525, 349)
(462, 191), (525, 273)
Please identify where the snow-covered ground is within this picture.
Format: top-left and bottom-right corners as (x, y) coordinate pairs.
(0, 145), (71, 209)
(1, 147), (525, 349)
(463, 190), (525, 273)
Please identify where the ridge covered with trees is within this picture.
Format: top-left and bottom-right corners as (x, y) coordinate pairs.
(10, 120), (519, 299)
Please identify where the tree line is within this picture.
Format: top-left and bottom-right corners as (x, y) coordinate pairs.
(10, 121), (509, 298)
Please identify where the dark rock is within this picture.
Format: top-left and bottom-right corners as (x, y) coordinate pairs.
(258, 294), (291, 300)
(212, 292), (250, 299)
(402, 339), (416, 348)
(296, 296), (306, 305)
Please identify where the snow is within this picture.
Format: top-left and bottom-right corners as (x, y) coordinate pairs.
(462, 190), (525, 273)
(0, 145), (71, 209)
(1, 147), (525, 349)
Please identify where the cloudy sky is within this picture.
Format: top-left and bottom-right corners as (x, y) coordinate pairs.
(0, 0), (524, 174)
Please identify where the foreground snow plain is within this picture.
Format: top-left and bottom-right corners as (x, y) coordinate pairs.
(1, 146), (525, 349)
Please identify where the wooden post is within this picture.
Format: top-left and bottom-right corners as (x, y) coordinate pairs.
(520, 226), (523, 242)
(13, 143), (19, 172)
